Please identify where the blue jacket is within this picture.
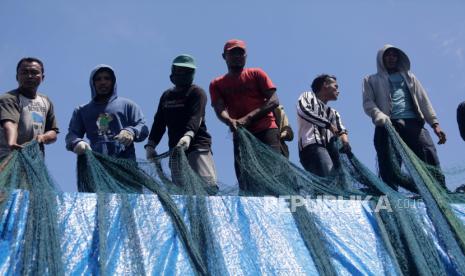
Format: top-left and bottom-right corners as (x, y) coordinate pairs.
(65, 65), (148, 160)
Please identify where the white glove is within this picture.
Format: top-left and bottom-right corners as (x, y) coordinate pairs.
(176, 135), (192, 149)
(114, 129), (134, 147)
(374, 113), (391, 126)
(73, 141), (91, 155)
(145, 145), (157, 160)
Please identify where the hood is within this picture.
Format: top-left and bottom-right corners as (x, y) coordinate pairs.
(89, 64), (117, 102)
(376, 44), (410, 74)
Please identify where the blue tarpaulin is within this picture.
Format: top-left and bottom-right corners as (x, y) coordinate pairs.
(1, 190), (465, 275)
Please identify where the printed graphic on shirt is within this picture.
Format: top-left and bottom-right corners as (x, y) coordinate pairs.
(26, 100), (47, 113)
(164, 98), (187, 109)
(96, 113), (113, 135)
(31, 111), (44, 131)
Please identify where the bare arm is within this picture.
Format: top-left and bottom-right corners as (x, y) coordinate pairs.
(340, 133), (349, 144)
(432, 123), (447, 145)
(2, 120), (22, 149)
(237, 88), (279, 127)
(36, 130), (58, 144)
(212, 97), (238, 131)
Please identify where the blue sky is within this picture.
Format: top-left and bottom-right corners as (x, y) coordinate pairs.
(1, 1), (465, 192)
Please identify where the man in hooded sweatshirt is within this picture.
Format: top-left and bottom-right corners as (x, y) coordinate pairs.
(65, 65), (149, 160)
(363, 45), (447, 190)
(145, 55), (217, 188)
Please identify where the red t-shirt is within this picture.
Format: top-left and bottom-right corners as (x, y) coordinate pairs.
(209, 68), (277, 133)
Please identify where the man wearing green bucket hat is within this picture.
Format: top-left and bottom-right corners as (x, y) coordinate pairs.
(145, 54), (218, 188)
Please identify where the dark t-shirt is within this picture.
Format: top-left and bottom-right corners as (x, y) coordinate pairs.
(148, 85), (212, 152)
(0, 89), (58, 157)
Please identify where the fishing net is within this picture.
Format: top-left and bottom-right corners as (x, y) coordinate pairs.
(0, 141), (63, 275)
(2, 123), (465, 275)
(232, 125), (465, 275)
(76, 150), (209, 275)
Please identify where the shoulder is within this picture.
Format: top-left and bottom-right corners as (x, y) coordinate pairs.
(247, 67), (268, 77)
(189, 85), (207, 96)
(363, 73), (378, 82)
(210, 74), (227, 86)
(160, 88), (172, 98)
(36, 92), (54, 104)
(114, 96), (139, 106)
(0, 90), (19, 103)
(330, 106), (341, 115)
(298, 91), (314, 100)
(458, 101), (465, 111)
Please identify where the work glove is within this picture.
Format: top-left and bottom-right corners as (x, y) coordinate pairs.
(114, 129), (134, 147)
(374, 113), (391, 126)
(73, 141), (91, 155)
(145, 145), (157, 160)
(176, 135), (192, 150)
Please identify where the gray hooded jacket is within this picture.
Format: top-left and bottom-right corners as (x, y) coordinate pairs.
(362, 44), (439, 127)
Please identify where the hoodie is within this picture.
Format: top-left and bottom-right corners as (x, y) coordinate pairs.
(65, 65), (148, 160)
(362, 44), (439, 127)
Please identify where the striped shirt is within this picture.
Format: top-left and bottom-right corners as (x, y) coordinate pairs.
(296, 91), (347, 150)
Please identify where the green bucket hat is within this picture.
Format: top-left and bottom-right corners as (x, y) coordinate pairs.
(172, 54), (197, 69)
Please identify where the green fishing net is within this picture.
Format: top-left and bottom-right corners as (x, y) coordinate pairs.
(1, 123), (465, 275)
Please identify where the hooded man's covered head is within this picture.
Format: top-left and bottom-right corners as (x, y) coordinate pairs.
(376, 44), (411, 74)
(89, 65), (117, 101)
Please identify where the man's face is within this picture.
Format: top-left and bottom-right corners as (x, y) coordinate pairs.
(383, 49), (399, 71)
(93, 70), (114, 95)
(16, 61), (44, 90)
(223, 47), (247, 69)
(322, 78), (339, 101)
(172, 65), (194, 75)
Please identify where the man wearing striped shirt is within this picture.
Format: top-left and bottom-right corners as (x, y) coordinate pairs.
(297, 74), (351, 177)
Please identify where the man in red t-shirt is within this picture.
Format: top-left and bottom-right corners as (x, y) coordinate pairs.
(209, 39), (280, 190)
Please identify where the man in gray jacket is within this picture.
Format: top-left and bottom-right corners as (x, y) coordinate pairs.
(363, 44), (447, 190)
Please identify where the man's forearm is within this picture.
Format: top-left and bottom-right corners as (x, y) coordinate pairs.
(213, 103), (233, 127)
(2, 121), (19, 147)
(242, 93), (279, 123)
(340, 133), (349, 144)
(40, 130), (58, 144)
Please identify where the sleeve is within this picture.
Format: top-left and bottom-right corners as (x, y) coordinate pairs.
(65, 107), (86, 151)
(411, 74), (439, 127)
(276, 106), (294, 141)
(333, 109), (348, 135)
(209, 80), (220, 106)
(124, 101), (149, 142)
(0, 93), (20, 124)
(44, 97), (59, 133)
(457, 102), (465, 141)
(296, 92), (331, 128)
(255, 68), (276, 97)
(184, 87), (207, 136)
(148, 94), (167, 146)
(362, 76), (386, 125)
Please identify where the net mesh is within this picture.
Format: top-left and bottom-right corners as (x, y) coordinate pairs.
(1, 124), (465, 275)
